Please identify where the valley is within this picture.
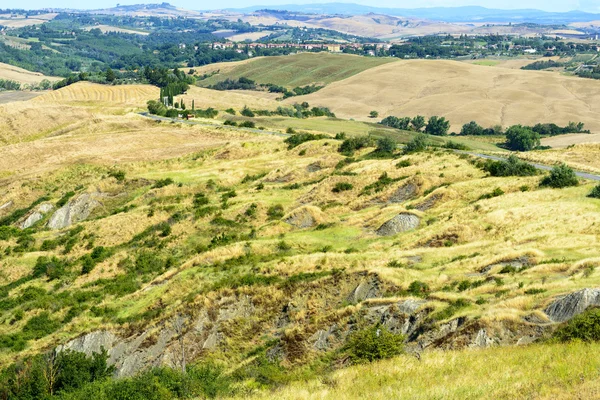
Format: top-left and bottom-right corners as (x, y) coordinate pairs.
(1, 3), (600, 399)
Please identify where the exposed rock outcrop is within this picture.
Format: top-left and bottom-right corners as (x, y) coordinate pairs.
(388, 182), (418, 203)
(544, 288), (600, 323)
(20, 203), (54, 229)
(480, 256), (533, 274)
(376, 213), (420, 236)
(47, 193), (101, 229)
(0, 200), (13, 211)
(347, 275), (382, 303)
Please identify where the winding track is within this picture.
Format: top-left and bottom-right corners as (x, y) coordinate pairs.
(138, 112), (600, 182)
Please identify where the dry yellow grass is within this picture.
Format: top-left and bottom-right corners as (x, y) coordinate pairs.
(0, 82), (158, 145)
(463, 56), (562, 70)
(0, 62), (60, 85)
(236, 342), (600, 400)
(179, 86), (281, 111)
(226, 31), (274, 42)
(33, 81), (158, 108)
(294, 59), (600, 134)
(520, 143), (600, 173)
(0, 13), (56, 28)
(541, 133), (600, 149)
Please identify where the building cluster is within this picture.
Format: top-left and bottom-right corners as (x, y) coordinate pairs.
(209, 41), (393, 53)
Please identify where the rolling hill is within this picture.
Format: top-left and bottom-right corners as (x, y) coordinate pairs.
(291, 59), (600, 134)
(196, 53), (398, 88)
(0, 56), (600, 399)
(0, 62), (60, 85)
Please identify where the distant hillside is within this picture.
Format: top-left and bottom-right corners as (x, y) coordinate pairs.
(88, 2), (202, 17)
(195, 52), (397, 88)
(292, 59), (600, 133)
(226, 3), (600, 24)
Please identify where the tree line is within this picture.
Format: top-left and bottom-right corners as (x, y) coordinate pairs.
(380, 114), (588, 151)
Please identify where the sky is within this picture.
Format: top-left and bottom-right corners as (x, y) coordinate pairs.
(11, 0), (600, 13)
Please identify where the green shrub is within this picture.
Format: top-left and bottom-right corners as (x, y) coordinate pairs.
(553, 307), (600, 342)
(128, 251), (172, 275)
(524, 288), (546, 295)
(57, 191), (76, 208)
(338, 136), (372, 155)
(277, 241), (291, 252)
(588, 185), (600, 199)
(540, 164), (578, 188)
(375, 137), (396, 154)
(505, 125), (540, 151)
(108, 170), (126, 182)
(241, 172), (267, 184)
(22, 311), (60, 339)
(403, 133), (428, 154)
(33, 256), (68, 280)
(239, 121), (256, 128)
(332, 182), (353, 193)
(267, 204), (284, 220)
(396, 159), (411, 168)
(100, 274), (140, 296)
(241, 106), (255, 117)
(343, 324), (404, 364)
(284, 133), (328, 149)
(223, 120), (237, 126)
(478, 187), (505, 200)
(482, 155), (538, 177)
(407, 280), (430, 297)
(152, 178), (175, 189)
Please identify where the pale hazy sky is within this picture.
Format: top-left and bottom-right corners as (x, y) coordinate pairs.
(11, 0), (600, 13)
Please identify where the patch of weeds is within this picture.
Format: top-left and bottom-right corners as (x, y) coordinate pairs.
(267, 204), (285, 220)
(433, 299), (470, 321)
(332, 182), (353, 193)
(283, 183), (302, 190)
(524, 288), (547, 295)
(152, 178), (175, 189)
(242, 172), (267, 184)
(335, 157), (357, 170)
(108, 169), (126, 182)
(396, 159), (411, 168)
(407, 281), (430, 297)
(478, 187), (504, 201)
(56, 191), (76, 208)
(315, 222), (335, 230)
(277, 241), (291, 252)
(386, 260), (406, 268)
(361, 172), (404, 196)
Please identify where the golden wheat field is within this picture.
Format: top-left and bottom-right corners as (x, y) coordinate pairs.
(292, 59), (600, 135)
(0, 82), (159, 145)
(0, 62), (60, 85)
(33, 81), (159, 108)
